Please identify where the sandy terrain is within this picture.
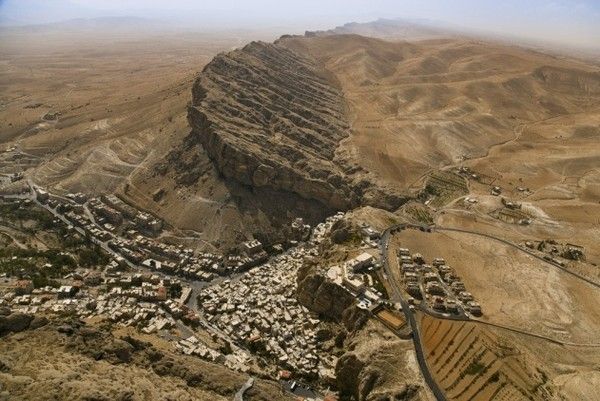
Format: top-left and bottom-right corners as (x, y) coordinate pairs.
(1, 22), (599, 401)
(0, 25), (284, 250)
(392, 229), (600, 343)
(0, 28), (240, 193)
(3, 29), (598, 252)
(282, 35), (599, 192)
(280, 35), (600, 278)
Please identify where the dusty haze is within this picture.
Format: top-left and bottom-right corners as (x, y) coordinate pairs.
(1, 0), (599, 54)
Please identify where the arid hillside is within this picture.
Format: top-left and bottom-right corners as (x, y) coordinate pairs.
(2, 28), (599, 253)
(277, 34), (600, 263)
(280, 34), (600, 190)
(2, 20), (600, 401)
(0, 26), (291, 251)
(0, 316), (294, 401)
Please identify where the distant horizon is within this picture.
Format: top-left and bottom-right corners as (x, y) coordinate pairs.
(1, 1), (599, 52)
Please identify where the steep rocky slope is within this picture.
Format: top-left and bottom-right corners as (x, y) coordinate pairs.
(334, 320), (435, 401)
(0, 316), (293, 401)
(187, 41), (409, 214)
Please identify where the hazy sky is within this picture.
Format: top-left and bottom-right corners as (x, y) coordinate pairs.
(1, 0), (599, 49)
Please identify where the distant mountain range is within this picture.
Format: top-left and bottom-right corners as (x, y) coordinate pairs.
(308, 18), (600, 61)
(0, 16), (176, 35)
(309, 18), (459, 41)
(2, 15), (598, 61)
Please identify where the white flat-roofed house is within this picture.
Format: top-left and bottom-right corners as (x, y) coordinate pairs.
(347, 252), (375, 273)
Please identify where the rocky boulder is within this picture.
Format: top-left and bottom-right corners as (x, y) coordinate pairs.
(336, 353), (421, 401)
(0, 313), (33, 336)
(103, 339), (135, 363)
(335, 354), (365, 399)
(29, 316), (49, 330)
(342, 306), (370, 333)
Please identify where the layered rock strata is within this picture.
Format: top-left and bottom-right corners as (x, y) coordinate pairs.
(188, 41), (407, 212)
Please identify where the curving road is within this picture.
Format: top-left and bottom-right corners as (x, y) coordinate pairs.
(380, 221), (600, 401)
(380, 225), (447, 401)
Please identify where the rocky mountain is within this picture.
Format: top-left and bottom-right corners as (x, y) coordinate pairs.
(187, 41), (409, 215)
(5, 23), (599, 253)
(153, 32), (599, 250)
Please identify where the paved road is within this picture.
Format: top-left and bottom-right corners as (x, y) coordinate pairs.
(382, 223), (600, 367)
(380, 225), (447, 401)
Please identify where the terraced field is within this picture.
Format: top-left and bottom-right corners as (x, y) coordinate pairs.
(423, 170), (469, 208)
(420, 315), (550, 401)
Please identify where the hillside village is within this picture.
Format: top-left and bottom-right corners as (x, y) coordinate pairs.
(0, 183), (397, 400)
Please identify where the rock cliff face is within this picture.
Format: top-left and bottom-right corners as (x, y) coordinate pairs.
(335, 352), (421, 401)
(187, 41), (408, 214)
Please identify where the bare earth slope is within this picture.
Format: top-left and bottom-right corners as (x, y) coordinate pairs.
(280, 34), (600, 190)
(0, 319), (293, 401)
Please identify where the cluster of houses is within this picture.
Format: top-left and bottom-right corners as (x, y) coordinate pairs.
(0, 266), (198, 333)
(397, 249), (482, 316)
(75, 195), (162, 236)
(197, 250), (326, 378)
(0, 146), (39, 173)
(524, 239), (586, 266)
(311, 216), (386, 311)
(456, 165), (480, 181)
(1, 286), (178, 334)
(2, 182), (381, 397)
(34, 189), (164, 244)
(195, 215), (346, 380)
(175, 335), (252, 372)
(176, 335), (225, 363)
(64, 208), (113, 241)
(325, 251), (383, 310)
(99, 194), (163, 235)
(138, 238), (268, 281)
(64, 193), (270, 281)
(34, 186), (272, 282)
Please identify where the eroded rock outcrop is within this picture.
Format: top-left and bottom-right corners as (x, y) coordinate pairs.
(187, 41), (408, 214)
(296, 273), (355, 321)
(335, 351), (422, 401)
(0, 313), (34, 336)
